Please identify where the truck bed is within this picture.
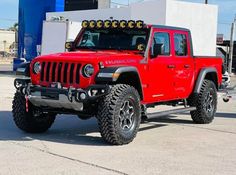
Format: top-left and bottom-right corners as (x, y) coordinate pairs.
(194, 57), (223, 86)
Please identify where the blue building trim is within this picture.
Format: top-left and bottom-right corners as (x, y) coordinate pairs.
(18, 0), (64, 62)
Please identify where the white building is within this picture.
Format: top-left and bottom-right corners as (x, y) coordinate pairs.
(98, 0), (110, 9)
(46, 0), (218, 56)
(0, 30), (16, 53)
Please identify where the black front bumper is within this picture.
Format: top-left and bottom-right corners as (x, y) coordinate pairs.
(14, 78), (110, 111)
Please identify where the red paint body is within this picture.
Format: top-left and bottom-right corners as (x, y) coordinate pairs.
(30, 25), (222, 105)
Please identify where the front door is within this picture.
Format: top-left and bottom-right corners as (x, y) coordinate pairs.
(147, 29), (176, 102)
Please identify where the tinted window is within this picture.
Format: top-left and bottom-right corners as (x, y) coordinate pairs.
(77, 29), (149, 51)
(174, 34), (188, 56)
(152, 32), (170, 56)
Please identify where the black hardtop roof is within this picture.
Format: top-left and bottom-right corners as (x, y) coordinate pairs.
(151, 25), (190, 32)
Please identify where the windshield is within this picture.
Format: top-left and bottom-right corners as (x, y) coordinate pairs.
(76, 28), (150, 51)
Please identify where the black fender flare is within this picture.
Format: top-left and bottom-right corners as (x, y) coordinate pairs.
(16, 62), (30, 77)
(96, 66), (140, 82)
(95, 66), (143, 98)
(194, 67), (218, 93)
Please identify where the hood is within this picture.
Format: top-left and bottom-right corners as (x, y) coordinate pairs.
(34, 50), (144, 66)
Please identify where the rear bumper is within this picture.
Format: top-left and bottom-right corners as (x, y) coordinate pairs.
(14, 78), (109, 111)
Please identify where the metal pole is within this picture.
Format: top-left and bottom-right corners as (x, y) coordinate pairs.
(228, 16), (236, 74)
(205, 0), (208, 4)
(3, 40), (6, 57)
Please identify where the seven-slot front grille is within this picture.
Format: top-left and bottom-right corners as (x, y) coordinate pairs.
(40, 62), (81, 85)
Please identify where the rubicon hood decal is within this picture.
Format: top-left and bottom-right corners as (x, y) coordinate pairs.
(105, 59), (137, 65)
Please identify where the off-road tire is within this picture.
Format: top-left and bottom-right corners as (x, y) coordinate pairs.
(190, 80), (217, 124)
(12, 92), (56, 133)
(97, 84), (141, 145)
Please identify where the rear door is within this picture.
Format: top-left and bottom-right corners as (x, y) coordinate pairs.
(172, 31), (195, 99)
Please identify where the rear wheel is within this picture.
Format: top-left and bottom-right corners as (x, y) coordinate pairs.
(12, 92), (56, 133)
(190, 80), (217, 124)
(97, 84), (141, 145)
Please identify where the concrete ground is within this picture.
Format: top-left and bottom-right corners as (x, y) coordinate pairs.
(0, 64), (13, 72)
(0, 59), (13, 72)
(0, 74), (236, 175)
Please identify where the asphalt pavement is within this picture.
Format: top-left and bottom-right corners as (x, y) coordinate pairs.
(0, 75), (236, 175)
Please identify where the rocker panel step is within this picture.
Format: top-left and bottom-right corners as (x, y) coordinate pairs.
(147, 107), (196, 119)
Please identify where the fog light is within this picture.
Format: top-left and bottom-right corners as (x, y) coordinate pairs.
(21, 87), (26, 95)
(80, 93), (86, 100)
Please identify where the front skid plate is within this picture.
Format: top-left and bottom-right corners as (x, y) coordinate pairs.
(29, 92), (83, 111)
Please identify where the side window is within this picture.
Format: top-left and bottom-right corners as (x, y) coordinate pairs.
(174, 34), (188, 56)
(152, 32), (170, 56)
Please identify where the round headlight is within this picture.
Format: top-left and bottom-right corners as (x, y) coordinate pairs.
(82, 64), (94, 78)
(33, 62), (41, 74)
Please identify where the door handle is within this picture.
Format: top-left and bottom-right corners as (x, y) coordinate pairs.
(184, 64), (190, 68)
(167, 65), (176, 69)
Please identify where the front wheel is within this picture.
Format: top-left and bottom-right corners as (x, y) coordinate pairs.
(97, 84), (141, 145)
(12, 92), (56, 133)
(190, 80), (217, 124)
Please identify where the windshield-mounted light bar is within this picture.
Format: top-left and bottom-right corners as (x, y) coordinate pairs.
(82, 20), (145, 29)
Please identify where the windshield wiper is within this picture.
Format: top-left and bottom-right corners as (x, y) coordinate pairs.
(115, 47), (125, 52)
(77, 46), (97, 51)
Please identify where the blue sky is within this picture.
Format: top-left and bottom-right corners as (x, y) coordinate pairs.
(0, 0), (235, 39)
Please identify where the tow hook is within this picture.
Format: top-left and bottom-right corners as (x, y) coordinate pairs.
(68, 88), (73, 102)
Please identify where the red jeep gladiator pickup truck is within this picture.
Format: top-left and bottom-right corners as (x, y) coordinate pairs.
(13, 20), (222, 145)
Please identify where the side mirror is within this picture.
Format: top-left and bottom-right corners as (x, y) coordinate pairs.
(151, 43), (163, 58)
(65, 41), (74, 51)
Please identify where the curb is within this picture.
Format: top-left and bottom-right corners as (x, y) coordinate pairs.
(0, 71), (15, 75)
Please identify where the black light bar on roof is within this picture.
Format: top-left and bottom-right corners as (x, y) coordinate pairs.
(82, 20), (145, 29)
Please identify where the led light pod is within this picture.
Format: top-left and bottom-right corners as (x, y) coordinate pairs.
(120, 20), (127, 28)
(96, 20), (103, 28)
(104, 20), (112, 28)
(128, 20), (135, 29)
(82, 20), (89, 28)
(81, 20), (145, 29)
(137, 44), (145, 51)
(89, 20), (96, 28)
(136, 20), (144, 29)
(112, 20), (119, 28)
